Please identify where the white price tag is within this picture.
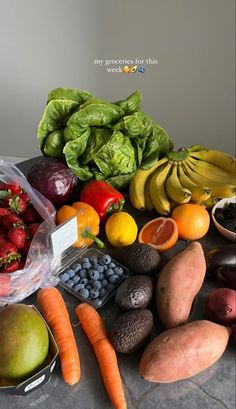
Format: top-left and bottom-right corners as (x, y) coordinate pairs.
(50, 216), (78, 257)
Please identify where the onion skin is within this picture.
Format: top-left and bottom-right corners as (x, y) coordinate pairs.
(217, 266), (236, 290)
(205, 288), (236, 326)
(205, 244), (236, 275)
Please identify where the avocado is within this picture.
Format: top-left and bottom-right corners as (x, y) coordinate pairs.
(0, 304), (49, 379)
(112, 243), (161, 275)
(115, 275), (153, 310)
(110, 309), (153, 353)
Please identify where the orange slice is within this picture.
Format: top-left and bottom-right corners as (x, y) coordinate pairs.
(138, 217), (178, 252)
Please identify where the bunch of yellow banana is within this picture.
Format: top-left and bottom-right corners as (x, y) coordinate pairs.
(129, 146), (236, 215)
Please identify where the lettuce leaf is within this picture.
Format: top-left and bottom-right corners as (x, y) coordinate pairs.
(114, 90), (142, 114)
(141, 124), (172, 169)
(93, 130), (137, 177)
(47, 87), (92, 104)
(63, 102), (124, 141)
(115, 111), (153, 139)
(63, 128), (93, 181)
(43, 130), (65, 159)
(37, 99), (78, 149)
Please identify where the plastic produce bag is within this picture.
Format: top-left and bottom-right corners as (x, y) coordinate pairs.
(0, 160), (60, 306)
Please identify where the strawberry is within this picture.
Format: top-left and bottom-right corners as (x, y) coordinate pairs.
(22, 239), (32, 255)
(0, 241), (20, 266)
(18, 258), (25, 269)
(28, 223), (40, 238)
(0, 260), (20, 273)
(1, 213), (24, 230)
(7, 227), (27, 249)
(0, 208), (11, 219)
(0, 275), (11, 296)
(20, 192), (30, 203)
(23, 207), (37, 224)
(0, 183), (22, 196)
(1, 195), (15, 208)
(32, 207), (43, 222)
(0, 237), (6, 246)
(7, 195), (28, 214)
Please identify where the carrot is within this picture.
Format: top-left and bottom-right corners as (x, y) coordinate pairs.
(37, 287), (80, 385)
(75, 303), (127, 409)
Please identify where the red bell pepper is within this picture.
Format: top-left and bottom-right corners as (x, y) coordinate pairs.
(80, 180), (125, 223)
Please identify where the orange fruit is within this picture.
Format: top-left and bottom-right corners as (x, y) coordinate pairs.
(138, 217), (178, 252)
(171, 203), (210, 240)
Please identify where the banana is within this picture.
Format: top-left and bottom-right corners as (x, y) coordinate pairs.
(187, 156), (235, 185)
(165, 164), (191, 204)
(144, 174), (154, 211)
(189, 149), (236, 176)
(129, 157), (168, 210)
(188, 145), (206, 152)
(149, 162), (172, 215)
(177, 163), (211, 203)
(202, 196), (220, 209)
(182, 161), (236, 198)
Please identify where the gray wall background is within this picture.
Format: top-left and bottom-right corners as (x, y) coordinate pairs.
(0, 0), (235, 158)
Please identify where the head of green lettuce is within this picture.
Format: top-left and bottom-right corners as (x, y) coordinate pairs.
(37, 87), (173, 189)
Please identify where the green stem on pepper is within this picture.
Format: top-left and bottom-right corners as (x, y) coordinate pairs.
(81, 231), (105, 249)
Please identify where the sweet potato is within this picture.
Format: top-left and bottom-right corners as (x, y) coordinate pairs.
(140, 320), (231, 383)
(156, 241), (206, 329)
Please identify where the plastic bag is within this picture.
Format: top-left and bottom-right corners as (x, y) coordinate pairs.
(0, 160), (60, 306)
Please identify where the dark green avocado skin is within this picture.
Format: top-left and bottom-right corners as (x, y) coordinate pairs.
(110, 309), (153, 353)
(115, 275), (153, 310)
(112, 243), (161, 276)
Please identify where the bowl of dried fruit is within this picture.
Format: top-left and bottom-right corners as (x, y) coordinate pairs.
(212, 196), (236, 242)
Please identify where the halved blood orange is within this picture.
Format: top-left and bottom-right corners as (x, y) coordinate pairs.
(138, 217), (178, 252)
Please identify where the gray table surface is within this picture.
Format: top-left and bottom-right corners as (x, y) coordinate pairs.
(1, 157), (235, 409)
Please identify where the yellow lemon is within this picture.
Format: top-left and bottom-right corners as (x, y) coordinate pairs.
(105, 212), (138, 247)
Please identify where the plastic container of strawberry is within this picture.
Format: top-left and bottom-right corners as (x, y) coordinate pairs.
(0, 160), (60, 306)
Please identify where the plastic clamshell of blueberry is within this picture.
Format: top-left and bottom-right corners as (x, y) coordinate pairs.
(59, 250), (129, 307)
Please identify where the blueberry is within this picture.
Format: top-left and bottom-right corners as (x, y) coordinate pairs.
(82, 257), (90, 263)
(99, 288), (107, 298)
(66, 269), (75, 278)
(92, 280), (102, 289)
(59, 272), (70, 282)
(113, 266), (124, 276)
(109, 274), (119, 284)
(101, 254), (111, 265)
(80, 278), (89, 286)
(78, 288), (89, 299)
(82, 261), (92, 270)
(74, 283), (85, 292)
(94, 264), (104, 273)
(106, 268), (114, 278)
(66, 279), (74, 288)
(90, 288), (100, 299)
(72, 275), (80, 284)
(107, 283), (115, 291)
(89, 269), (100, 280)
(108, 262), (116, 269)
(103, 265), (108, 271)
(79, 269), (87, 278)
(90, 255), (98, 265)
(99, 272), (105, 280)
(71, 263), (82, 273)
(101, 279), (108, 288)
(86, 284), (92, 291)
